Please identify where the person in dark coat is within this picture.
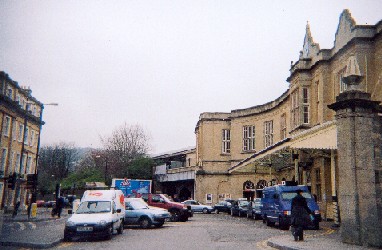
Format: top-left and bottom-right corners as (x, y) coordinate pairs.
(12, 201), (21, 218)
(291, 189), (312, 241)
(55, 196), (65, 218)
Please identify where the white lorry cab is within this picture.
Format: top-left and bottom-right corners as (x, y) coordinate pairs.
(64, 190), (125, 241)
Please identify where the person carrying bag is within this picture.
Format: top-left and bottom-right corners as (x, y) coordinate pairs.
(290, 189), (312, 241)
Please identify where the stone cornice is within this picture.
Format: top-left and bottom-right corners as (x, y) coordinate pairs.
(0, 94), (44, 125)
(230, 89), (289, 118)
(0, 71), (43, 107)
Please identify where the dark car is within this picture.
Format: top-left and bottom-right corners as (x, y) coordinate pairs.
(213, 200), (232, 214)
(247, 198), (263, 220)
(230, 199), (249, 217)
(44, 200), (56, 208)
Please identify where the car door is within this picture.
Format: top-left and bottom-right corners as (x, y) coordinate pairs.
(112, 201), (120, 230)
(150, 194), (167, 209)
(191, 201), (202, 212)
(125, 202), (139, 224)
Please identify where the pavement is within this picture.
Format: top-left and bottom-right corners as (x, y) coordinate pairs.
(0, 211), (380, 249)
(266, 221), (377, 250)
(0, 207), (69, 249)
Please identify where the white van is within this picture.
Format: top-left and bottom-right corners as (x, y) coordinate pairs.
(64, 190), (125, 241)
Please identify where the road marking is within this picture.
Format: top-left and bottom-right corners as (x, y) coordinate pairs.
(16, 222), (26, 231)
(58, 242), (74, 248)
(256, 239), (276, 249)
(26, 222), (36, 229)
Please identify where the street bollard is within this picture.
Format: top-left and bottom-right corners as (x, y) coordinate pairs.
(31, 203), (37, 218)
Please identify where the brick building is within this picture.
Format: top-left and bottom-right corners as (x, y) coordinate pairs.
(0, 72), (44, 211)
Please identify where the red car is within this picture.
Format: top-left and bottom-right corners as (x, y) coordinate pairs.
(36, 200), (45, 207)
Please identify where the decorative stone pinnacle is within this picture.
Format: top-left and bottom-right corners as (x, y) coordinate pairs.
(343, 55), (363, 91)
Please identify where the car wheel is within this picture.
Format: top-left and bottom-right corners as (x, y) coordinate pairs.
(154, 221), (165, 228)
(216, 209), (219, 214)
(139, 217), (152, 229)
(169, 209), (181, 222)
(266, 217), (275, 227)
(262, 215), (266, 224)
(117, 221), (124, 234)
(63, 231), (71, 242)
(202, 208), (208, 214)
(179, 214), (189, 222)
(106, 224), (113, 240)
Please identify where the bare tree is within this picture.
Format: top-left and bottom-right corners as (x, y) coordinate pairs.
(37, 142), (78, 195)
(100, 123), (151, 178)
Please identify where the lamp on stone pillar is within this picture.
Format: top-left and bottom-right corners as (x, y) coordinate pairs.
(33, 103), (58, 204)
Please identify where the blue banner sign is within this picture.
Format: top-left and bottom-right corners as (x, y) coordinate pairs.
(112, 178), (151, 197)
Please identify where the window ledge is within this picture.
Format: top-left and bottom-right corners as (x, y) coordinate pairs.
(220, 153), (231, 156)
(241, 150), (256, 154)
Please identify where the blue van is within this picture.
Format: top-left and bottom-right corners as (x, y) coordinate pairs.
(261, 184), (321, 230)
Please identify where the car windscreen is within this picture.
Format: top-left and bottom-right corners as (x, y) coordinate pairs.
(161, 194), (171, 202)
(127, 200), (149, 210)
(281, 192), (312, 200)
(76, 201), (111, 214)
(238, 201), (249, 206)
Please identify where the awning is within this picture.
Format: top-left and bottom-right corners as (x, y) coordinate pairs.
(289, 122), (337, 150)
(228, 121), (337, 173)
(228, 138), (292, 173)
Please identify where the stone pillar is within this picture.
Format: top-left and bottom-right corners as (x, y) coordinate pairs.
(328, 56), (382, 247)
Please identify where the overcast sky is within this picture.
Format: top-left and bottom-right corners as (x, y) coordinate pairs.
(1, 1), (381, 154)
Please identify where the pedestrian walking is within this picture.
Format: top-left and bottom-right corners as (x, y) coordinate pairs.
(27, 199), (32, 219)
(12, 200), (21, 218)
(56, 196), (65, 218)
(290, 189), (312, 241)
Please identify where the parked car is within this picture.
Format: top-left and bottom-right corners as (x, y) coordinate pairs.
(139, 193), (193, 222)
(213, 200), (232, 214)
(44, 200), (56, 208)
(230, 199), (249, 217)
(247, 198), (263, 220)
(182, 200), (215, 214)
(124, 198), (170, 228)
(261, 184), (321, 230)
(36, 200), (45, 207)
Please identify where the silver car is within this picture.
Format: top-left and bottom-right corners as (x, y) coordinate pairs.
(182, 200), (215, 214)
(124, 198), (170, 228)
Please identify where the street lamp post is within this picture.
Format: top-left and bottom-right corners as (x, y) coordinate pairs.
(96, 155), (108, 185)
(32, 103), (58, 203)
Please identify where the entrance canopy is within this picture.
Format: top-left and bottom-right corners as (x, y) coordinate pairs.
(228, 121), (337, 173)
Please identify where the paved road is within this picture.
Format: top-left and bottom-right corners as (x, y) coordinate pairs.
(56, 213), (287, 250)
(2, 212), (336, 250)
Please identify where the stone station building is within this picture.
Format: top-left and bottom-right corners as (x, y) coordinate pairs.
(153, 10), (382, 246)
